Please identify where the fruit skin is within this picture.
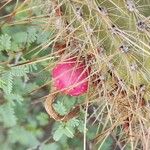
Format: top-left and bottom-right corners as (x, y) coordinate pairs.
(52, 58), (90, 96)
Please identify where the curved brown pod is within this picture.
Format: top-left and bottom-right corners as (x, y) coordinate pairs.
(44, 89), (80, 122)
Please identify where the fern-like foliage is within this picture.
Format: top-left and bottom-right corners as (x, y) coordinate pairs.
(27, 27), (38, 46)
(11, 66), (29, 77)
(0, 103), (17, 127)
(53, 118), (83, 141)
(1, 65), (29, 95)
(12, 32), (27, 44)
(0, 34), (11, 51)
(53, 123), (74, 141)
(0, 78), (6, 89)
(8, 126), (39, 147)
(2, 72), (13, 94)
(6, 93), (24, 105)
(53, 101), (67, 116)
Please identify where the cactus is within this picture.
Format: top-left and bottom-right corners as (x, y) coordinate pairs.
(42, 0), (150, 149)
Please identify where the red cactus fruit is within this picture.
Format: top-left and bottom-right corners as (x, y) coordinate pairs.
(52, 58), (90, 96)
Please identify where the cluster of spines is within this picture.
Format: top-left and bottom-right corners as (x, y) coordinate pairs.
(47, 0), (150, 148)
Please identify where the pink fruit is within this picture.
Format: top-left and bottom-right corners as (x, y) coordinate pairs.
(52, 58), (90, 96)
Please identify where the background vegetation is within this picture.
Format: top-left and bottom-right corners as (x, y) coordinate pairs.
(0, 0), (150, 150)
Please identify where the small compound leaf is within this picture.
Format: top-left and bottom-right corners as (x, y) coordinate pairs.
(0, 34), (11, 51)
(67, 118), (80, 127)
(8, 126), (39, 147)
(12, 32), (27, 44)
(53, 126), (64, 141)
(0, 103), (17, 127)
(53, 101), (67, 116)
(63, 126), (74, 138)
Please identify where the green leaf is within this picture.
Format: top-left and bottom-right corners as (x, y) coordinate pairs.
(27, 27), (37, 45)
(54, 95), (77, 115)
(53, 121), (76, 141)
(0, 103), (17, 127)
(78, 121), (84, 133)
(11, 42), (19, 52)
(12, 32), (27, 44)
(11, 66), (29, 77)
(67, 118), (80, 127)
(53, 101), (67, 116)
(63, 126), (74, 138)
(64, 96), (76, 111)
(12, 78), (38, 95)
(36, 112), (49, 126)
(0, 78), (6, 89)
(41, 143), (61, 150)
(27, 63), (38, 72)
(35, 71), (50, 85)
(6, 93), (24, 104)
(0, 34), (11, 51)
(2, 72), (13, 94)
(36, 30), (52, 44)
(8, 126), (39, 147)
(53, 126), (64, 141)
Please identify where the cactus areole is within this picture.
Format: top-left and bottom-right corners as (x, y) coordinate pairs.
(52, 58), (90, 96)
